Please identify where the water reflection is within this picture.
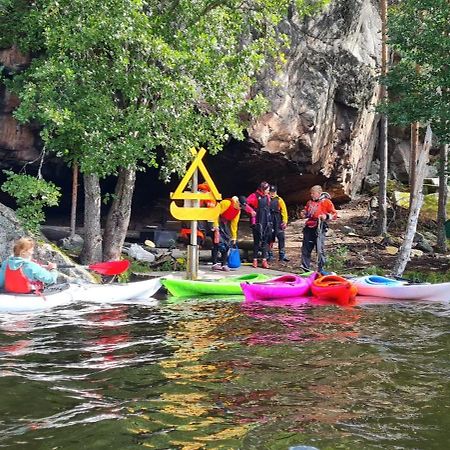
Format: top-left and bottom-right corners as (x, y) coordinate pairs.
(130, 302), (252, 448)
(240, 302), (361, 346)
(0, 299), (449, 449)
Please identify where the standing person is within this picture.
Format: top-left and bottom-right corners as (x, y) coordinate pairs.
(268, 185), (290, 262)
(300, 185), (337, 274)
(247, 181), (273, 269)
(0, 237), (58, 294)
(211, 196), (254, 271)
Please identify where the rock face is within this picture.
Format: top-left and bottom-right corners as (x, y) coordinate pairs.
(0, 46), (41, 165)
(0, 1), (383, 207)
(248, 0), (382, 201)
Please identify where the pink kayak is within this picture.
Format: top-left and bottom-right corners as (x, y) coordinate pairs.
(241, 273), (317, 302)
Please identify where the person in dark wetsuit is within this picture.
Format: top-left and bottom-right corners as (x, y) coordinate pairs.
(246, 181), (273, 269)
(268, 185), (290, 262)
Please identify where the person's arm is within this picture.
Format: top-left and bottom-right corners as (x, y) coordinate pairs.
(244, 203), (256, 217)
(0, 261), (6, 288)
(324, 199), (337, 221)
(300, 201), (310, 219)
(23, 261), (58, 285)
(246, 193), (258, 210)
(279, 197), (288, 224)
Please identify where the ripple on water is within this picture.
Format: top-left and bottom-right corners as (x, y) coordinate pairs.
(0, 298), (449, 449)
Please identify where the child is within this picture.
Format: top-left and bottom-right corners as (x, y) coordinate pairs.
(300, 185), (337, 274)
(0, 237), (58, 293)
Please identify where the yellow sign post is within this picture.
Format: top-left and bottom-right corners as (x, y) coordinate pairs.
(170, 148), (222, 280)
(170, 148), (222, 220)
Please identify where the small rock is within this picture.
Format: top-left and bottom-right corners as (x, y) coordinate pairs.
(385, 246), (399, 255)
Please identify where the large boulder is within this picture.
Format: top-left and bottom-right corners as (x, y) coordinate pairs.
(0, 202), (95, 282)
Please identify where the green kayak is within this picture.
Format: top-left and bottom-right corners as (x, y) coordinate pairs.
(161, 273), (270, 297)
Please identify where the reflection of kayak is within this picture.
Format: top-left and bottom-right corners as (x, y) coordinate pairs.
(241, 274), (316, 302)
(311, 275), (357, 306)
(0, 278), (162, 313)
(161, 273), (270, 297)
(354, 275), (450, 301)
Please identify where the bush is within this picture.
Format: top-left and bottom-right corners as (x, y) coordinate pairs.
(1, 170), (61, 235)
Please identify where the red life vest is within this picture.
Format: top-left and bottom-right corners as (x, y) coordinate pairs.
(221, 199), (239, 222)
(4, 265), (43, 294)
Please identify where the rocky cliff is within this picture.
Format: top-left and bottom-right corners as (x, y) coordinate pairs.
(0, 0), (383, 206)
(248, 0), (382, 202)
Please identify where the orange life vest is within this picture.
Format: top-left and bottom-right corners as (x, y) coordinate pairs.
(221, 199), (239, 222)
(4, 265), (43, 294)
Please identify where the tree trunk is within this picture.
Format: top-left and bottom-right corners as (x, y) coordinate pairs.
(377, 0), (388, 236)
(80, 173), (103, 264)
(393, 125), (432, 276)
(70, 163), (78, 238)
(437, 144), (448, 253)
(102, 167), (137, 261)
(409, 121), (419, 207)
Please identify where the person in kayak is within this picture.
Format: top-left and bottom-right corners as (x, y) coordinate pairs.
(0, 237), (58, 294)
(268, 185), (290, 262)
(246, 181), (273, 269)
(300, 185), (337, 274)
(211, 196), (255, 271)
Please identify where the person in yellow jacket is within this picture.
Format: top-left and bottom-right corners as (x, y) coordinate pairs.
(211, 196), (255, 271)
(268, 185), (290, 262)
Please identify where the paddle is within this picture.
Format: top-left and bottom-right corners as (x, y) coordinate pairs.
(316, 218), (325, 269)
(57, 260), (131, 275)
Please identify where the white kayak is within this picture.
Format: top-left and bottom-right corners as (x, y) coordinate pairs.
(0, 278), (162, 313)
(354, 275), (450, 301)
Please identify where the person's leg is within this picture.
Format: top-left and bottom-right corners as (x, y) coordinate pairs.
(301, 227), (316, 270)
(277, 230), (289, 261)
(260, 226), (271, 268)
(211, 243), (219, 265)
(220, 242), (229, 265)
(252, 224), (262, 267)
(267, 242), (274, 261)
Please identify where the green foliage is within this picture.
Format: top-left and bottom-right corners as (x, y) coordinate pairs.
(118, 255), (186, 282)
(381, 0), (450, 144)
(403, 270), (450, 284)
(326, 245), (349, 273)
(1, 0), (325, 180)
(1, 170), (61, 235)
(369, 179), (408, 197)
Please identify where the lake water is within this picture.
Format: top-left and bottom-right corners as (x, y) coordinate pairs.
(0, 297), (449, 449)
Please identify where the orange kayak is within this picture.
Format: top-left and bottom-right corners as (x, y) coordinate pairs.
(311, 275), (357, 306)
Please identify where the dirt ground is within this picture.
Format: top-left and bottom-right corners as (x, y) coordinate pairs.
(264, 196), (450, 276)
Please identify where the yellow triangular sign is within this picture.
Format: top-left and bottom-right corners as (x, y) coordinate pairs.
(170, 148), (221, 201)
(170, 148), (222, 221)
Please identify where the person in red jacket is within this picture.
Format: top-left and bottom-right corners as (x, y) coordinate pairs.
(246, 181), (272, 269)
(300, 185), (337, 274)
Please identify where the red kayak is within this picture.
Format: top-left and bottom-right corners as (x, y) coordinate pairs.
(311, 275), (357, 306)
